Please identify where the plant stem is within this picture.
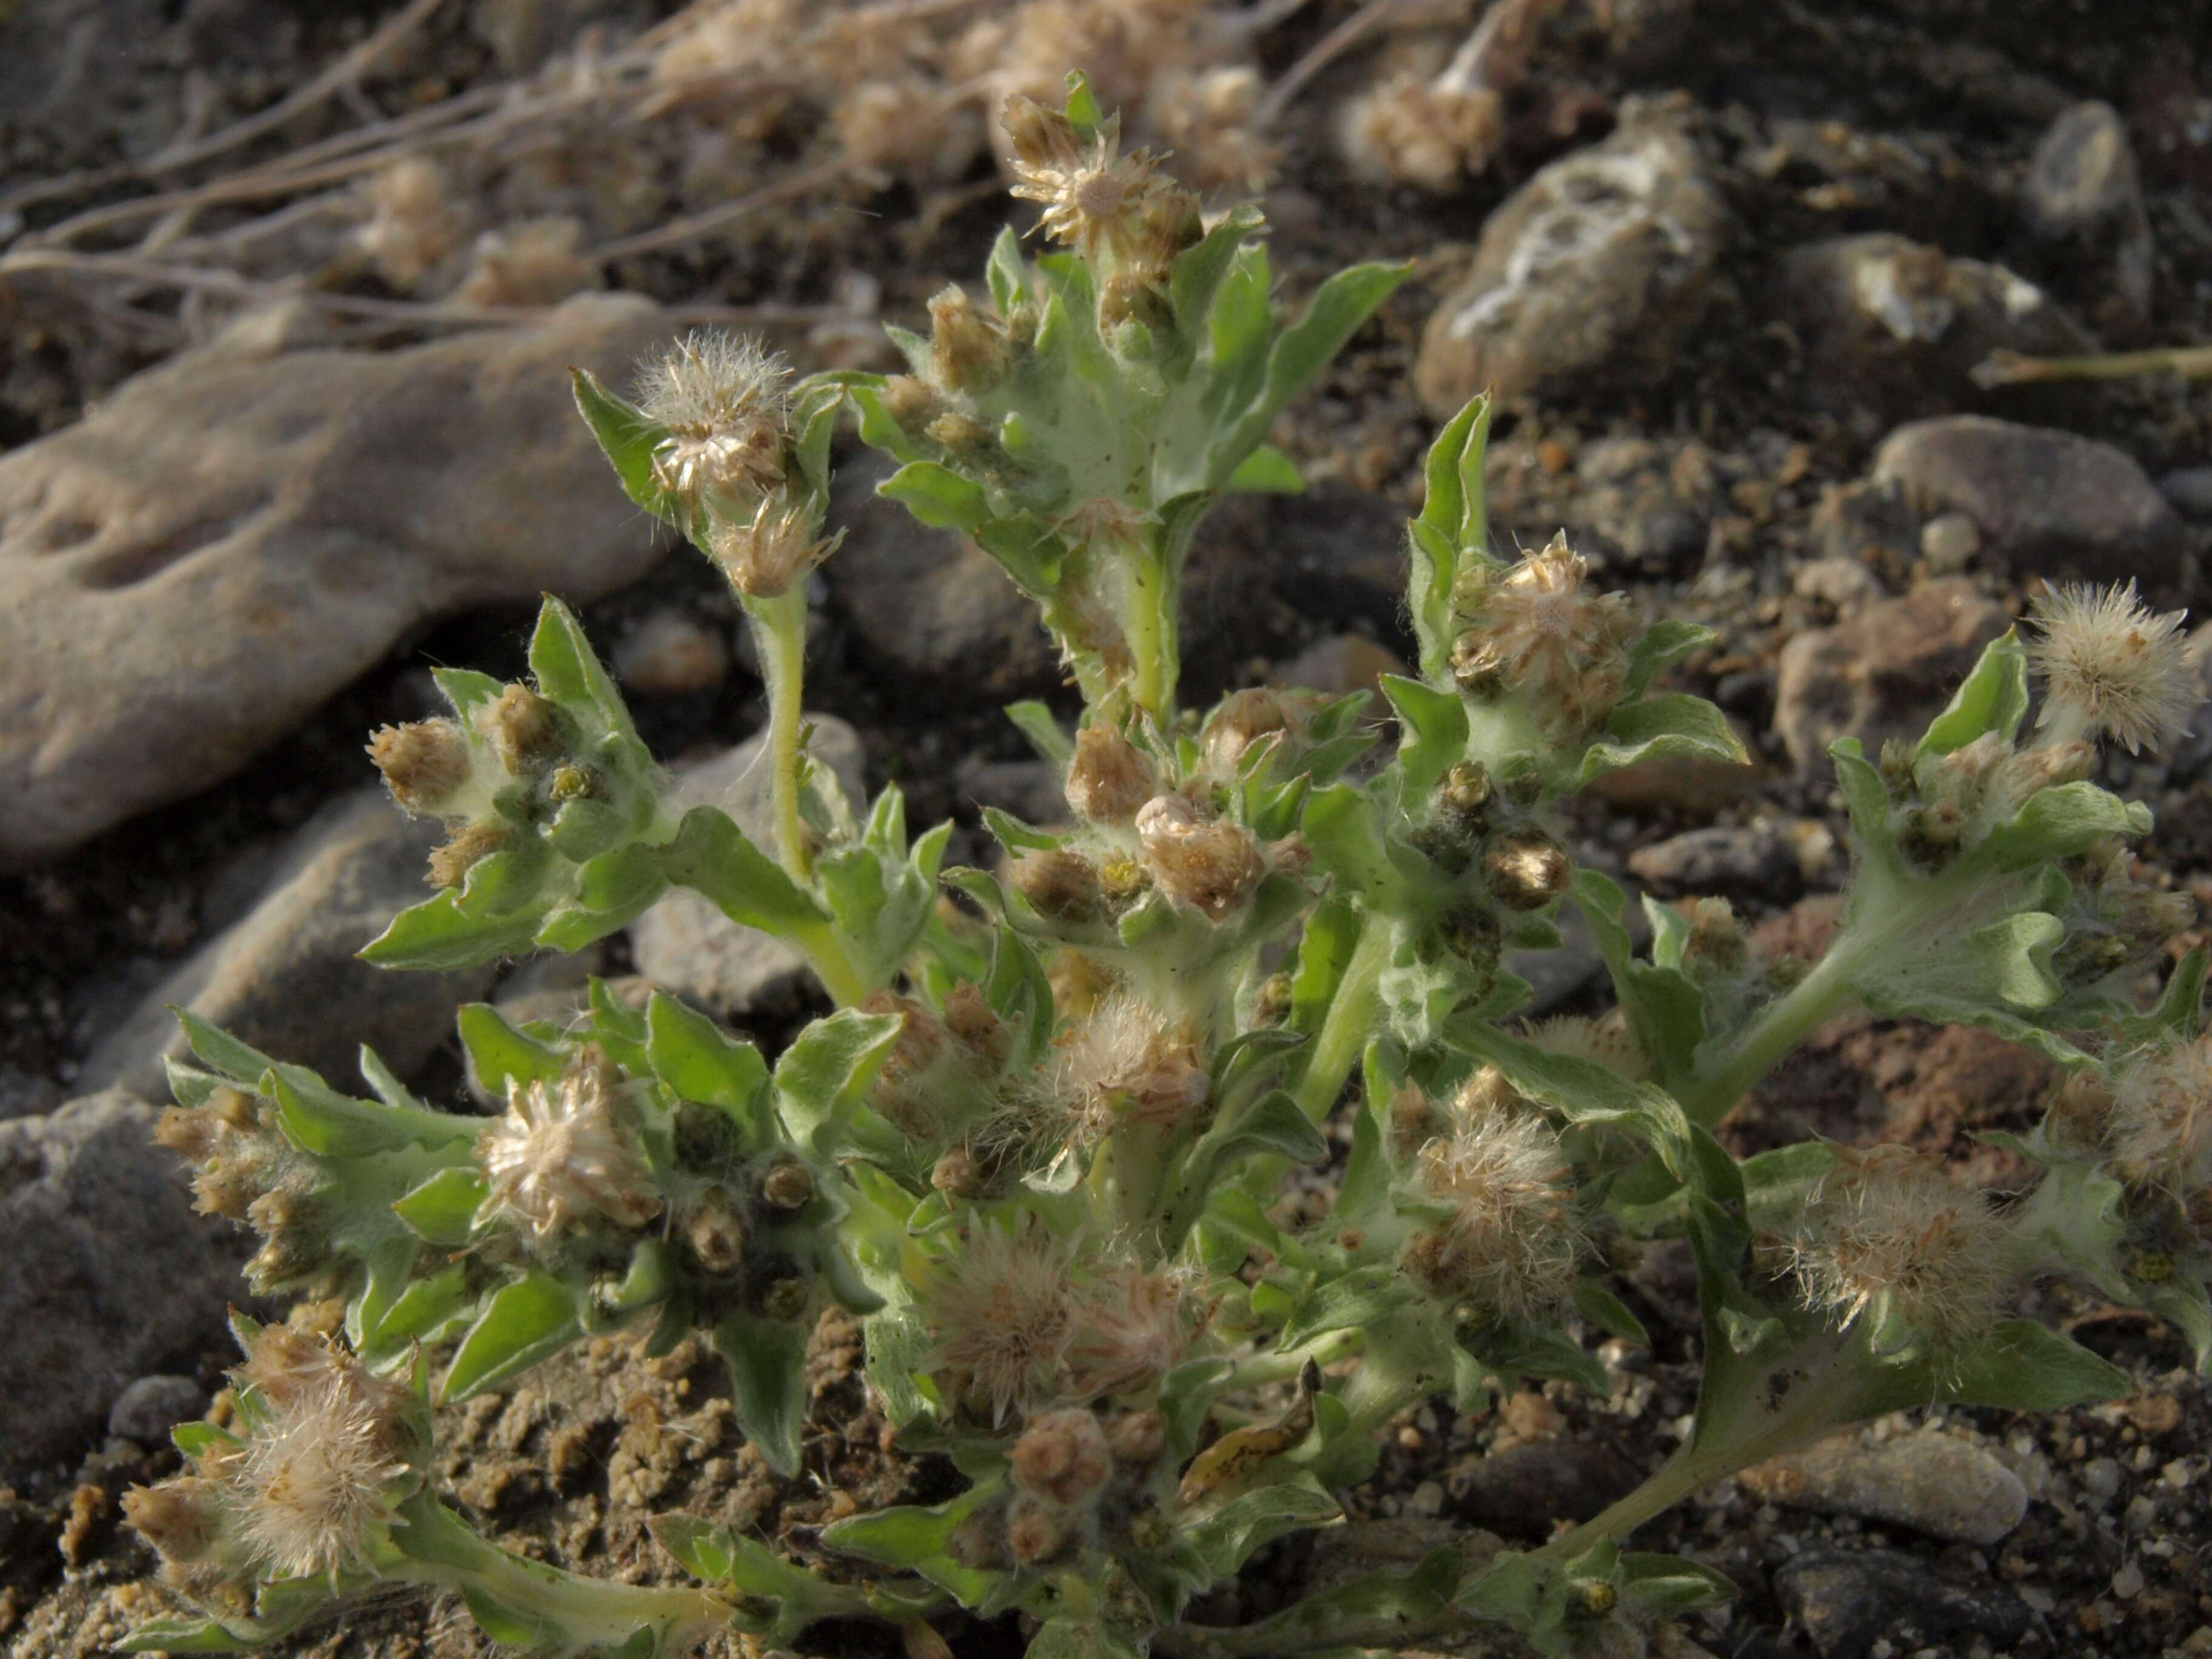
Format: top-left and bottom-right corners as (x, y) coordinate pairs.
(1221, 1329), (1362, 1390)
(1124, 531), (1179, 723)
(793, 920), (873, 1008)
(745, 587), (814, 884)
(1677, 937), (1861, 1125)
(397, 1496), (730, 1654)
(1293, 919), (1390, 1122)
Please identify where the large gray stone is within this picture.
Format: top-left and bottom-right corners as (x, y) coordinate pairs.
(1741, 1429), (2029, 1546)
(0, 1090), (249, 1472)
(1871, 416), (2188, 586)
(1415, 109), (1727, 415)
(80, 790), (497, 1100)
(0, 295), (682, 864)
(628, 717), (866, 1020)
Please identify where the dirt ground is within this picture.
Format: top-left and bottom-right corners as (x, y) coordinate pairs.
(2, 1), (2211, 1655)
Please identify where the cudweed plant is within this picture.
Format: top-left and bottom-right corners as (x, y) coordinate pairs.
(127, 72), (2212, 1659)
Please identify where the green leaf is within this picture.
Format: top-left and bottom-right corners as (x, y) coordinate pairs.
(1934, 1318), (2131, 1412)
(1573, 694), (1748, 791)
(359, 886), (540, 971)
(1170, 203), (1265, 336)
(529, 597), (638, 746)
(646, 991), (771, 1137)
(1983, 782), (2153, 870)
(118, 1618), (252, 1654)
(441, 1273), (584, 1401)
(1224, 444), (1305, 493)
(1379, 674), (1472, 800)
(985, 224), (1029, 315)
(1919, 631), (2029, 757)
(1205, 1088), (1329, 1174)
(172, 1421), (237, 1460)
(649, 1513), (736, 1584)
(1281, 1265), (1416, 1346)
(455, 1002), (568, 1098)
(657, 806), (824, 935)
(572, 368), (679, 526)
(1619, 1552), (1735, 1617)
(1407, 394), (1490, 680)
(1213, 262), (1410, 486)
(712, 1318), (809, 1477)
(1184, 1475), (1341, 1577)
(175, 1009), (275, 1085)
(1572, 1281), (1650, 1347)
(392, 1167), (491, 1246)
(772, 1008), (903, 1156)
(1622, 618), (1715, 701)
(879, 460), (990, 531)
(1004, 700), (1073, 768)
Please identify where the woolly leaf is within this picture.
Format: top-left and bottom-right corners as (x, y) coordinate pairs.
(1919, 631), (2029, 757)
(711, 1310), (809, 1476)
(442, 1272), (584, 1401)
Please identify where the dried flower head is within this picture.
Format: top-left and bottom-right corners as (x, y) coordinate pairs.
(1135, 792), (1266, 920)
(708, 492), (834, 599)
(478, 1046), (663, 1242)
(1788, 1147), (2013, 1350)
(923, 1219), (1079, 1424)
(357, 157), (464, 289)
(1400, 1113), (1585, 1319)
(1201, 688), (1299, 778)
(1485, 828), (1572, 911)
(2026, 582), (2196, 754)
(426, 820), (509, 890)
(637, 331), (792, 508)
(1064, 1265), (1193, 1399)
(452, 216), (597, 308)
(1012, 847), (1103, 923)
(472, 684), (559, 774)
(1339, 75), (1502, 191)
(1147, 65), (1279, 194)
(927, 285), (1013, 394)
(1065, 722), (1157, 822)
(1453, 536), (1639, 737)
(1005, 102), (1167, 260)
(2107, 1034), (2212, 1195)
(1049, 994), (1209, 1142)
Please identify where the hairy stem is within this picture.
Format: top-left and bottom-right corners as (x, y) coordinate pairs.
(1124, 530), (1180, 723)
(745, 586), (814, 884)
(1293, 919), (1390, 1122)
(1677, 937), (1862, 1125)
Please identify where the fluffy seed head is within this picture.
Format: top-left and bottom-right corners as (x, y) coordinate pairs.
(478, 1046), (663, 1243)
(1788, 1146), (2013, 1350)
(1453, 536), (1639, 737)
(637, 331), (791, 507)
(357, 157), (464, 288)
(925, 1220), (1079, 1424)
(1063, 1265), (1193, 1400)
(1010, 1408), (1113, 1506)
(1521, 1012), (1651, 1081)
(1065, 723), (1156, 822)
(1136, 793), (1267, 920)
(452, 216), (597, 308)
(1050, 993), (1210, 1142)
(2026, 581), (2196, 754)
(1400, 1113), (1585, 1319)
(2107, 1034), (2212, 1195)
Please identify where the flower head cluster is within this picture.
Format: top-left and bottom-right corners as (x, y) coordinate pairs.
(2026, 581), (2196, 755)
(1048, 993), (1210, 1142)
(156, 1088), (333, 1298)
(1788, 1147), (2013, 1351)
(2106, 1033), (2212, 1198)
(923, 1219), (1081, 1424)
(124, 1325), (423, 1599)
(477, 1045), (663, 1244)
(1451, 535), (1639, 740)
(1399, 1100), (1586, 1319)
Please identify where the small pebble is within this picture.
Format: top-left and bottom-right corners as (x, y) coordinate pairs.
(1740, 1429), (2028, 1546)
(107, 1373), (208, 1444)
(1409, 1480), (1446, 1517)
(1918, 512), (1980, 574)
(2112, 1560), (2146, 1600)
(2080, 1456), (2123, 1504)
(614, 610), (731, 696)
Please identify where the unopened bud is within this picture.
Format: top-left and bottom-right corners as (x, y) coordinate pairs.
(1065, 724), (1156, 823)
(475, 685), (560, 774)
(1485, 830), (1570, 910)
(1997, 740), (2097, 801)
(927, 285), (1011, 394)
(931, 1147), (990, 1199)
(1011, 848), (1102, 923)
(881, 374), (937, 429)
(155, 1106), (220, 1165)
(1005, 1493), (1073, 1565)
(1450, 1065), (1521, 1124)
(1000, 94), (1084, 172)
(1202, 688), (1295, 777)
(1437, 761), (1493, 828)
(1136, 793), (1265, 922)
(684, 1191), (746, 1273)
(1099, 272), (1167, 332)
(367, 719), (470, 814)
(427, 819), (511, 889)
(1389, 1084), (1438, 1157)
(1439, 900), (1501, 966)
(1682, 896), (1745, 974)
(709, 492), (831, 600)
(760, 1161), (816, 1211)
(1010, 1408), (1112, 1506)
(1450, 631), (1506, 699)
(762, 1276), (810, 1321)
(925, 411), (990, 449)
(1105, 1408), (1167, 1469)
(942, 983), (1008, 1068)
(1252, 970), (1294, 1025)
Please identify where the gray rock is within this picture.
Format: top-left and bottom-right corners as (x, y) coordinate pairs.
(0, 1068), (66, 1123)
(2159, 466), (2212, 522)
(0, 1090), (249, 1472)
(1415, 110), (1727, 415)
(1777, 233), (2093, 417)
(1269, 634), (1408, 697)
(1509, 900), (1610, 1016)
(628, 718), (865, 1020)
(1446, 1439), (1643, 1540)
(2022, 102), (2153, 321)
(1740, 1429), (2029, 1545)
(1774, 578), (2009, 773)
(1627, 825), (1800, 905)
(1774, 1549), (2031, 1659)
(826, 461), (1058, 699)
(1872, 416), (2187, 586)
(1918, 511), (1982, 574)
(0, 294), (681, 864)
(81, 791), (495, 1101)
(108, 1374), (209, 1445)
